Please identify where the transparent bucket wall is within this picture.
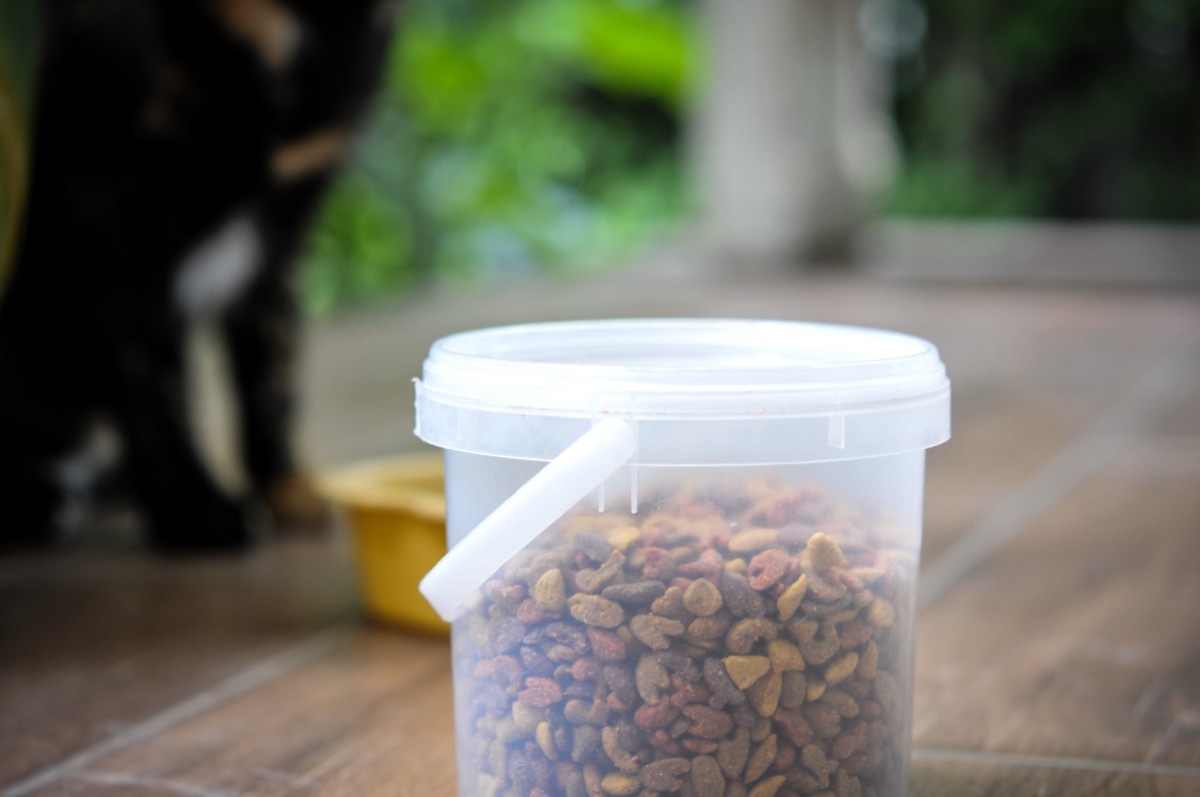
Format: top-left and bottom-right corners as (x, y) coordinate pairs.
(445, 450), (926, 797)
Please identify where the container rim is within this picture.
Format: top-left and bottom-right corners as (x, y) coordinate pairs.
(418, 318), (949, 418)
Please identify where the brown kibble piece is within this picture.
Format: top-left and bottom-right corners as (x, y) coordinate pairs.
(533, 568), (567, 612)
(642, 547), (677, 580)
(774, 707), (814, 747)
(747, 775), (786, 797)
(801, 743), (838, 788)
(569, 595), (625, 628)
(787, 616), (820, 644)
(867, 597), (895, 628)
(779, 670), (809, 709)
(601, 727), (639, 774)
(747, 549), (788, 591)
(651, 585), (690, 620)
(536, 722), (557, 760)
(689, 616), (730, 642)
(717, 728), (751, 779)
(722, 655), (771, 690)
(744, 733), (777, 781)
(807, 573), (848, 603)
(518, 677), (564, 708)
(587, 627), (628, 662)
(691, 754), (725, 797)
(512, 700), (545, 731)
(776, 573), (810, 622)
(725, 618), (778, 656)
(603, 580), (667, 605)
(719, 570), (766, 617)
(835, 769), (863, 797)
(767, 639), (805, 672)
(806, 532), (847, 571)
(807, 675), (827, 702)
(703, 656), (745, 706)
(636, 655), (671, 704)
(803, 702), (843, 738)
(576, 551), (627, 593)
(681, 704), (735, 739)
(857, 641), (879, 680)
(746, 670), (782, 716)
(641, 758), (691, 791)
(683, 578), (724, 616)
(600, 772), (641, 796)
(728, 528), (780, 553)
(824, 652), (859, 685)
(630, 614), (686, 650)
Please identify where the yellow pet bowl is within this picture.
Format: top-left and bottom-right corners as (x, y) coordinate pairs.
(321, 453), (448, 636)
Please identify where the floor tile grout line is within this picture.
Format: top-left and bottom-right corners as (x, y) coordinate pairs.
(0, 624), (357, 797)
(913, 747), (1200, 779)
(918, 323), (1200, 609)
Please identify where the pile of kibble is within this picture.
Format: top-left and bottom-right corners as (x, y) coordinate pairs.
(456, 480), (910, 797)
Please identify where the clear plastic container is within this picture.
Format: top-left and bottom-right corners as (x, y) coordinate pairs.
(415, 319), (950, 797)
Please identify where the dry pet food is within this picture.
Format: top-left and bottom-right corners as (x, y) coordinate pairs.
(455, 478), (912, 797)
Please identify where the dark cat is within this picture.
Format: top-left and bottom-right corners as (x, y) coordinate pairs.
(0, 0), (400, 550)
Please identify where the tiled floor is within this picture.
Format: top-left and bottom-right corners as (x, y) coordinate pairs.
(2, 223), (1198, 796)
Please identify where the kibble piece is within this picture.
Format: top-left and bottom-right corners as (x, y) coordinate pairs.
(857, 641), (879, 680)
(717, 728), (751, 779)
(722, 655), (771, 690)
(728, 528), (780, 553)
(867, 597), (895, 628)
(600, 772), (642, 796)
(603, 580), (668, 606)
(776, 573), (810, 622)
(824, 652), (859, 685)
(569, 595), (625, 628)
(601, 727), (639, 773)
(533, 568), (567, 612)
(636, 655), (672, 704)
(835, 769), (864, 797)
(767, 639), (805, 672)
(800, 743), (838, 788)
(519, 677), (564, 708)
(651, 585), (690, 620)
(779, 670), (809, 709)
(536, 722), (558, 760)
(719, 570), (766, 617)
(806, 532), (848, 570)
(746, 670), (782, 716)
(747, 775), (786, 797)
(575, 531), (614, 563)
(725, 618), (778, 656)
(743, 733), (777, 781)
(640, 758), (691, 791)
(630, 614), (686, 650)
(690, 754), (725, 797)
(683, 578), (724, 616)
(703, 656), (745, 706)
(746, 549), (788, 591)
(689, 616), (730, 642)
(681, 704), (735, 739)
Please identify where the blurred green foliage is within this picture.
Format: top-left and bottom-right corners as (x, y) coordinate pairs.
(887, 0), (1200, 219)
(306, 0), (1200, 311)
(304, 0), (696, 314)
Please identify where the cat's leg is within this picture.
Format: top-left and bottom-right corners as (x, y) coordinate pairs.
(106, 311), (255, 551)
(222, 266), (328, 530)
(223, 177), (336, 530)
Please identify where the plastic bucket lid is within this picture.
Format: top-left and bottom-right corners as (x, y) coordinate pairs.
(414, 318), (950, 465)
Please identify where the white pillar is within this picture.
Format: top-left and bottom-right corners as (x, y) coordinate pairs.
(694, 0), (897, 263)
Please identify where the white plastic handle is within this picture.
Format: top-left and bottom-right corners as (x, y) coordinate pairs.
(419, 418), (637, 622)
